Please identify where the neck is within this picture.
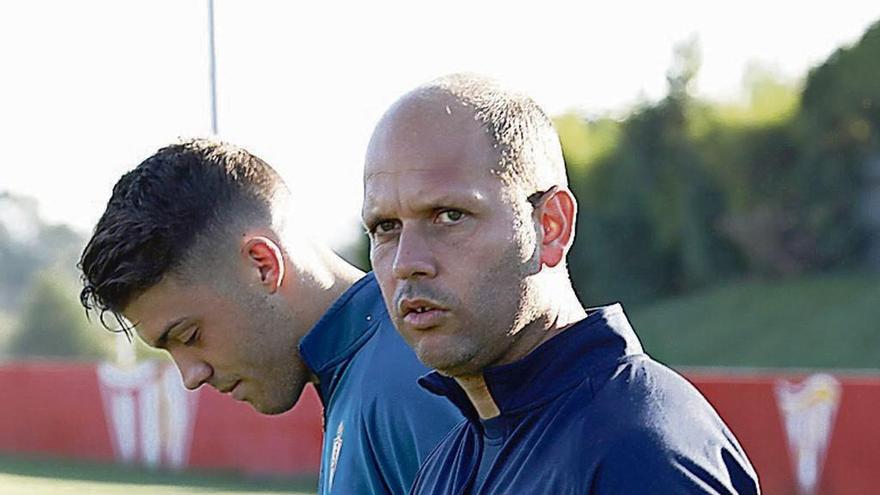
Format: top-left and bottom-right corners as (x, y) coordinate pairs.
(280, 244), (364, 383)
(532, 285), (588, 348)
(493, 281), (587, 369)
(289, 247), (363, 320)
(454, 280), (587, 418)
(454, 374), (501, 420)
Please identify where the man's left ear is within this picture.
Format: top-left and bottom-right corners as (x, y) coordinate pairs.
(241, 236), (286, 294)
(536, 187), (576, 268)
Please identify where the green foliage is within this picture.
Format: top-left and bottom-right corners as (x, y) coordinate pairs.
(563, 23), (880, 303)
(791, 19), (880, 267)
(801, 19), (880, 146)
(553, 113), (621, 174)
(666, 35), (701, 100)
(6, 272), (112, 360)
(0, 310), (14, 356)
(568, 39), (739, 303)
(0, 191), (124, 361)
(709, 63), (800, 128)
(570, 96), (738, 304)
(0, 192), (86, 312)
(337, 229), (372, 272)
(0, 223), (40, 312)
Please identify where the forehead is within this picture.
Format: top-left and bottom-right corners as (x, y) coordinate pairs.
(364, 93), (505, 205)
(122, 277), (212, 342)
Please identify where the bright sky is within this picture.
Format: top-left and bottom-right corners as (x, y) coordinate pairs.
(1, 1), (879, 250)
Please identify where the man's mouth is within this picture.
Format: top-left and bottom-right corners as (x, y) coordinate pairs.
(399, 299), (448, 329)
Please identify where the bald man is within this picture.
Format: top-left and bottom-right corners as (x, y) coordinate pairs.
(361, 74), (760, 494)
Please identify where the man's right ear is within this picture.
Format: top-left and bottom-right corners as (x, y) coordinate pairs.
(241, 236), (286, 294)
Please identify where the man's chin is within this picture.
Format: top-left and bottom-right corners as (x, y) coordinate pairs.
(415, 345), (480, 377)
(250, 383), (307, 415)
(250, 398), (295, 416)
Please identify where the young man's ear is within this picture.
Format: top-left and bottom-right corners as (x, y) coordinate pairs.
(535, 186), (577, 268)
(242, 236), (286, 293)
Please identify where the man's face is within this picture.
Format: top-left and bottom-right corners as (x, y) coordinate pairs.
(123, 272), (309, 415)
(363, 96), (541, 377)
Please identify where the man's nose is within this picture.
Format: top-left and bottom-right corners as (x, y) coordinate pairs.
(172, 353), (213, 390)
(392, 226), (437, 280)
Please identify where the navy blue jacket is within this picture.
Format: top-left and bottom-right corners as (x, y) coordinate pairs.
(412, 304), (760, 494)
(299, 273), (462, 495)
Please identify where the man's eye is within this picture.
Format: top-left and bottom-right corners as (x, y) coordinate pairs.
(437, 210), (466, 224)
(372, 220), (400, 235)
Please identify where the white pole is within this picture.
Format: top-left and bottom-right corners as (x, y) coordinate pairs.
(207, 0), (218, 135)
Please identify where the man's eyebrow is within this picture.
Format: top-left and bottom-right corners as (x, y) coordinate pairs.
(362, 190), (486, 221)
(154, 317), (189, 349)
(405, 190), (487, 209)
(416, 192), (486, 213)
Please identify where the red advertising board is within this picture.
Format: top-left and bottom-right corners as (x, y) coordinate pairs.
(0, 361), (877, 493)
(693, 370), (880, 495)
(0, 360), (323, 476)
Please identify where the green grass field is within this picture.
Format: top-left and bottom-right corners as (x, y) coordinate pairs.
(0, 455), (317, 495)
(629, 271), (880, 369)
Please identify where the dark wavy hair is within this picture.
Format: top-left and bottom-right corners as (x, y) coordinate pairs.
(79, 138), (286, 333)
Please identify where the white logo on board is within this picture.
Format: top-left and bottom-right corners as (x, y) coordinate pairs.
(775, 373), (841, 495)
(97, 360), (199, 469)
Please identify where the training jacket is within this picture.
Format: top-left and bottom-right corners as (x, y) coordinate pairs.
(299, 272), (462, 495)
(411, 304), (761, 494)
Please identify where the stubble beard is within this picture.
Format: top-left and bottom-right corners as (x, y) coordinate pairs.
(241, 291), (308, 415)
(429, 237), (542, 378)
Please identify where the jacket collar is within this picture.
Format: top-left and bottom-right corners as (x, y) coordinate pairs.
(299, 272), (387, 381)
(419, 304), (644, 422)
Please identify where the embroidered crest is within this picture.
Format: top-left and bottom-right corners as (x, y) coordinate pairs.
(775, 373), (842, 495)
(328, 421), (344, 491)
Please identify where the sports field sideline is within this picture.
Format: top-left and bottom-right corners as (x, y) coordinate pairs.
(0, 455), (317, 495)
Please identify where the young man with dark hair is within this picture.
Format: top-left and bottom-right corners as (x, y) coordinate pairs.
(362, 74), (761, 493)
(79, 139), (461, 494)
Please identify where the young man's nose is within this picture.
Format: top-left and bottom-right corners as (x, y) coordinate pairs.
(173, 354), (214, 390)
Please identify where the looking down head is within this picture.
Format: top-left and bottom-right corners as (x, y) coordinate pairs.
(362, 73), (582, 378)
(79, 138), (312, 414)
(80, 139), (288, 317)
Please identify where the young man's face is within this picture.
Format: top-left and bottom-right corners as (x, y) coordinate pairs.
(362, 95), (542, 378)
(123, 272), (310, 415)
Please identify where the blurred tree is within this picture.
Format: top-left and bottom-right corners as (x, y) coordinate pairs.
(0, 310), (14, 357)
(793, 19), (880, 267)
(0, 196), (41, 311)
(692, 69), (805, 276)
(562, 20), (880, 302)
(666, 35), (701, 99)
(337, 225), (372, 272)
(554, 113), (621, 174)
(6, 271), (112, 360)
(801, 20), (880, 144)
(38, 224), (87, 280)
(0, 192), (87, 311)
(568, 37), (738, 304)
